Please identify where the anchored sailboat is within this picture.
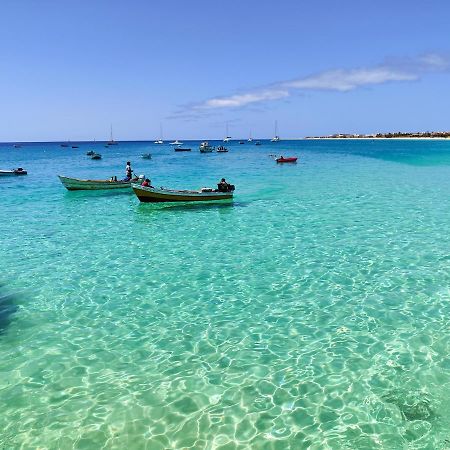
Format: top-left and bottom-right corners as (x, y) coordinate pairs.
(107, 124), (118, 145)
(154, 125), (164, 144)
(271, 121), (280, 142)
(223, 122), (231, 142)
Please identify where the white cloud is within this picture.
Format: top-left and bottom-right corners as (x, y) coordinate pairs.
(175, 53), (450, 115)
(202, 89), (289, 108)
(283, 67), (417, 92)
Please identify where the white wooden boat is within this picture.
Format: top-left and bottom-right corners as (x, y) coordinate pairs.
(199, 141), (214, 153)
(132, 184), (234, 203)
(58, 175), (132, 191)
(0, 168), (27, 176)
(170, 140), (183, 145)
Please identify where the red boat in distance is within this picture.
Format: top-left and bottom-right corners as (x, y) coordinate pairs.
(276, 156), (297, 163)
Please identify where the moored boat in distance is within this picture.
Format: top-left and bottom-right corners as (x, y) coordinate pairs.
(107, 124), (118, 145)
(13, 144), (22, 148)
(154, 125), (164, 144)
(199, 141), (214, 153)
(170, 140), (183, 145)
(86, 150), (95, 156)
(217, 146), (228, 153)
(91, 153), (102, 160)
(255, 141), (262, 146)
(175, 147), (191, 152)
(141, 153), (152, 159)
(271, 120), (280, 142)
(132, 184), (234, 203)
(0, 168), (27, 176)
(276, 156), (297, 163)
(58, 175), (133, 191)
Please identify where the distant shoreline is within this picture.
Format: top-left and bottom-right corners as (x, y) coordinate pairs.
(2, 137), (450, 144)
(305, 137), (450, 140)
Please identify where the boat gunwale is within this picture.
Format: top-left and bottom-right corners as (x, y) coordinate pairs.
(58, 175), (131, 185)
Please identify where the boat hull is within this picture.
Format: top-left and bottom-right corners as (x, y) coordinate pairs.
(132, 185), (233, 203)
(58, 175), (132, 191)
(0, 169), (27, 176)
(276, 157), (297, 163)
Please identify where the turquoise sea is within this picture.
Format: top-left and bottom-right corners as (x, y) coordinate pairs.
(1, 139), (450, 449)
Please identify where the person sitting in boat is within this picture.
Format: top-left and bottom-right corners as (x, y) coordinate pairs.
(141, 178), (152, 187)
(218, 178), (228, 192)
(217, 178), (234, 192)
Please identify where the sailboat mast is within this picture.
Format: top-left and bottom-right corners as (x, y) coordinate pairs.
(110, 124), (113, 141)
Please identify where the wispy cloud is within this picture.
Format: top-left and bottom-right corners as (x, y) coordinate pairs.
(172, 53), (449, 118)
(282, 67), (417, 92)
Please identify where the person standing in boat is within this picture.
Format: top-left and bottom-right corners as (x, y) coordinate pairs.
(125, 161), (132, 180)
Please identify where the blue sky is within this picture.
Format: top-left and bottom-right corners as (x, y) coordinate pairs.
(1, 0), (449, 141)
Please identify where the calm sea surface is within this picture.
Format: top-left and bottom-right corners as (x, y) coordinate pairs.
(1, 140), (449, 449)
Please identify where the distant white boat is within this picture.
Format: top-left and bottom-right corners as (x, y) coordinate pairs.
(0, 168), (27, 176)
(170, 140), (183, 145)
(223, 122), (231, 142)
(271, 120), (280, 142)
(154, 125), (164, 144)
(107, 124), (118, 145)
(248, 131), (253, 142)
(199, 141), (214, 153)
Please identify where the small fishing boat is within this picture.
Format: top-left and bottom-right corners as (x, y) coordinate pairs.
(91, 153), (102, 160)
(255, 141), (262, 146)
(13, 144), (22, 148)
(86, 150), (95, 156)
(175, 147), (191, 152)
(276, 156), (297, 163)
(217, 146), (228, 153)
(132, 184), (234, 203)
(58, 175), (133, 191)
(141, 153), (152, 159)
(170, 140), (183, 145)
(72, 145), (79, 149)
(239, 141), (245, 144)
(61, 143), (69, 148)
(199, 141), (214, 153)
(0, 168), (27, 176)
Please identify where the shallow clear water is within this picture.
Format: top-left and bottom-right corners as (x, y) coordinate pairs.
(1, 140), (450, 449)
